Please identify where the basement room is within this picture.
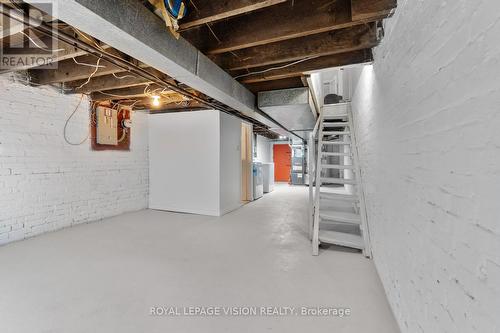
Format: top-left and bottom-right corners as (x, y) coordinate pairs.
(0, 1), (498, 332)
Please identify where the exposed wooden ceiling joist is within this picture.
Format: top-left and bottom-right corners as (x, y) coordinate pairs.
(28, 48), (146, 85)
(237, 49), (373, 83)
(179, 0), (287, 30)
(212, 23), (378, 71)
(351, 0), (396, 21)
(245, 76), (305, 93)
(29, 56), (122, 85)
(149, 99), (208, 112)
(65, 73), (152, 94)
(90, 84), (181, 101)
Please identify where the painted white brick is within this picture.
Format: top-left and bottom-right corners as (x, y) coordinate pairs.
(349, 0), (500, 332)
(0, 75), (149, 245)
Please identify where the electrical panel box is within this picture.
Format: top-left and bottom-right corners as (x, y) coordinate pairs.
(96, 106), (118, 145)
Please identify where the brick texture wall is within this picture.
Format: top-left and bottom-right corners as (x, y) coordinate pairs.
(350, 1), (500, 332)
(0, 75), (149, 246)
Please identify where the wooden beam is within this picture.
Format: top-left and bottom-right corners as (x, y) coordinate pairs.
(213, 23), (378, 70)
(149, 100), (209, 112)
(65, 73), (152, 94)
(179, 0), (287, 30)
(245, 76), (305, 93)
(351, 0), (396, 21)
(28, 47), (143, 85)
(181, 0), (394, 55)
(29, 54), (124, 84)
(90, 84), (179, 101)
(237, 49), (373, 83)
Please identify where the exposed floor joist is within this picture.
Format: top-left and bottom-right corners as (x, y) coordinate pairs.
(352, 0), (397, 21)
(237, 49), (373, 83)
(211, 23), (379, 71)
(90, 85), (183, 102)
(246, 77), (306, 93)
(179, 0), (287, 30)
(65, 73), (152, 94)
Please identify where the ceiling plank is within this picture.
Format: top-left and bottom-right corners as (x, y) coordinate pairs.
(213, 23), (378, 70)
(351, 0), (396, 21)
(237, 49), (373, 83)
(179, 0), (287, 30)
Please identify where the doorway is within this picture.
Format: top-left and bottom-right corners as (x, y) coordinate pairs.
(241, 123), (253, 201)
(273, 144), (291, 182)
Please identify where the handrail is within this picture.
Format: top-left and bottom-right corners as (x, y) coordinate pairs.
(311, 111), (325, 255)
(308, 115), (322, 240)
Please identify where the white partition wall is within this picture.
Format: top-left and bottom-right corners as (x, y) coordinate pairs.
(149, 110), (242, 216)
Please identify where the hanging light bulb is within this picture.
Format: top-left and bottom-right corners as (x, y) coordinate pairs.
(152, 95), (161, 107)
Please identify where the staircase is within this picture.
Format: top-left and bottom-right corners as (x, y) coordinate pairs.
(308, 103), (371, 257)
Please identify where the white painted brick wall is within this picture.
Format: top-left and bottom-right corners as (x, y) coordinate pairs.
(0, 75), (149, 246)
(350, 1), (500, 332)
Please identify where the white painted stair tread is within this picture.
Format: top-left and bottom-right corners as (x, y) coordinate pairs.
(323, 114), (348, 119)
(320, 210), (361, 224)
(323, 131), (351, 135)
(320, 192), (358, 202)
(321, 164), (354, 169)
(322, 152), (351, 157)
(323, 122), (349, 127)
(322, 141), (351, 145)
(319, 230), (364, 250)
(321, 177), (356, 185)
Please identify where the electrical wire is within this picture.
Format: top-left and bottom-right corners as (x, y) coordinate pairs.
(118, 129), (128, 143)
(63, 94), (89, 146)
(112, 73), (136, 80)
(72, 57), (106, 68)
(76, 57), (102, 90)
(96, 90), (137, 98)
(20, 31), (65, 52)
(72, 27), (106, 52)
(234, 56), (320, 79)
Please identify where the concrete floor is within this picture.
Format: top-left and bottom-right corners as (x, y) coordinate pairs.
(0, 184), (399, 333)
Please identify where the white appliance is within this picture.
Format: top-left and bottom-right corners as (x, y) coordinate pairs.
(262, 163), (275, 193)
(253, 162), (264, 200)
